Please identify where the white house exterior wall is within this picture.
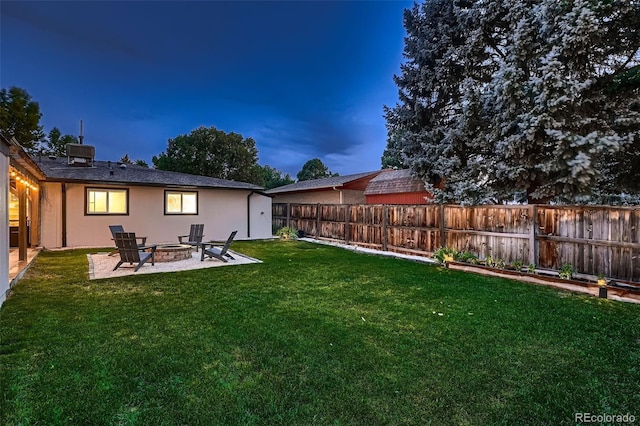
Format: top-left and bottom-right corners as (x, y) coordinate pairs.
(272, 189), (365, 205)
(40, 182), (63, 249)
(48, 183), (271, 248)
(0, 150), (9, 304)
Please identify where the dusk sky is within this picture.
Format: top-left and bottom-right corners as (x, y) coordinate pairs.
(1, 0), (412, 178)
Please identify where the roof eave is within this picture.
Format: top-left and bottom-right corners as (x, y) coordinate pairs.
(268, 183), (345, 194)
(41, 176), (261, 191)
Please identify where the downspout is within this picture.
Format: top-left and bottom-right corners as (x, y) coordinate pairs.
(332, 186), (343, 204)
(247, 191), (256, 239)
(62, 182), (67, 247)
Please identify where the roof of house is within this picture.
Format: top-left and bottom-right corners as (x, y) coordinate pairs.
(364, 169), (427, 195)
(35, 156), (263, 191)
(2, 133), (47, 180)
(265, 170), (382, 194)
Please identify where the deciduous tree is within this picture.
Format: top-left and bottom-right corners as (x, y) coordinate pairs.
(152, 126), (261, 184)
(44, 127), (78, 157)
(296, 158), (338, 181)
(0, 86), (45, 152)
(258, 165), (294, 189)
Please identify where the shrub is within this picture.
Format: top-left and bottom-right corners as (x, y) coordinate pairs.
(527, 263), (536, 274)
(559, 263), (574, 280)
(511, 260), (524, 271)
(456, 251), (479, 264)
(276, 226), (299, 240)
(433, 247), (458, 264)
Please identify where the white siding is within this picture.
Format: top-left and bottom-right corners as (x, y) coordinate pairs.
(0, 152), (9, 305)
(51, 183), (271, 248)
(40, 182), (63, 249)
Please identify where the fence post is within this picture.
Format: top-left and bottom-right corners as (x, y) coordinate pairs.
(383, 205), (388, 251)
(440, 204), (446, 248)
(529, 205), (537, 266)
(345, 205), (351, 244)
(316, 203), (321, 238)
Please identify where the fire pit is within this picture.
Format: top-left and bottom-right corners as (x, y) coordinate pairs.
(154, 244), (193, 262)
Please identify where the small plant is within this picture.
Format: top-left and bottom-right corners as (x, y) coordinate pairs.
(494, 258), (506, 269)
(433, 247), (458, 264)
(528, 263), (536, 274)
(558, 263), (574, 280)
(485, 256), (495, 268)
(276, 226), (299, 240)
(511, 260), (524, 271)
(456, 251), (478, 264)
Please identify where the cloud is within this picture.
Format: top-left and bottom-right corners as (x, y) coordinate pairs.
(2, 2), (148, 61)
(252, 106), (383, 176)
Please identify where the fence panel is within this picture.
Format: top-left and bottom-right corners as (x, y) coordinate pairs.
(273, 202), (640, 283)
(443, 205), (531, 262)
(535, 205), (640, 282)
(272, 203), (288, 230)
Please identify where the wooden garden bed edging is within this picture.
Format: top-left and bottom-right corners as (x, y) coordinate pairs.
(445, 261), (640, 303)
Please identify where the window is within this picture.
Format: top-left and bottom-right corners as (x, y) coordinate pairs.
(165, 191), (198, 214)
(86, 188), (128, 215)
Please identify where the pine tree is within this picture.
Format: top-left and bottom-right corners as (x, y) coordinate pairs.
(386, 0), (640, 204)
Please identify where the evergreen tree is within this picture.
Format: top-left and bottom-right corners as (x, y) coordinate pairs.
(380, 128), (404, 169)
(386, 0), (640, 204)
(120, 154), (149, 167)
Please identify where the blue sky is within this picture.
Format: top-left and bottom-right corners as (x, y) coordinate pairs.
(1, 0), (411, 177)
(0, 1), (412, 176)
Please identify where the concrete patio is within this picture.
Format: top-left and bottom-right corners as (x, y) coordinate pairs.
(9, 247), (41, 286)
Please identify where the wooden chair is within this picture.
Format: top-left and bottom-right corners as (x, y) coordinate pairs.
(113, 232), (157, 272)
(178, 224), (205, 252)
(109, 225), (147, 255)
(201, 231), (238, 263)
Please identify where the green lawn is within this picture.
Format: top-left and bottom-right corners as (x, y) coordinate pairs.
(1, 240), (639, 425)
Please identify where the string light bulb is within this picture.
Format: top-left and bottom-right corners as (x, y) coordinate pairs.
(9, 167), (39, 191)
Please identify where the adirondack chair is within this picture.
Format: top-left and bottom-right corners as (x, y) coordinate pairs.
(178, 224), (205, 252)
(109, 225), (147, 256)
(113, 232), (157, 272)
(201, 231), (238, 263)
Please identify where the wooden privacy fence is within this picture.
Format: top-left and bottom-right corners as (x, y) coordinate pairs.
(273, 203), (640, 284)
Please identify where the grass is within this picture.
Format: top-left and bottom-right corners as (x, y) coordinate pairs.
(1, 240), (639, 425)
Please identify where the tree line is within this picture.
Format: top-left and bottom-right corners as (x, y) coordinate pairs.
(0, 86), (338, 189)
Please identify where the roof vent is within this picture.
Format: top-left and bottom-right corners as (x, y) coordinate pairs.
(66, 143), (95, 167)
(119, 163), (127, 169)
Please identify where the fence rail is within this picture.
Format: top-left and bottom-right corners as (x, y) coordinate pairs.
(273, 203), (640, 284)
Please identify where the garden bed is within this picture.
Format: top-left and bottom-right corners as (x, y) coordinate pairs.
(446, 260), (640, 303)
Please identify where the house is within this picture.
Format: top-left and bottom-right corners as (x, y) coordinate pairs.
(364, 169), (434, 204)
(36, 148), (273, 248)
(266, 171), (383, 204)
(2, 133), (47, 305)
(2, 139), (273, 305)
(1, 135), (11, 305)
